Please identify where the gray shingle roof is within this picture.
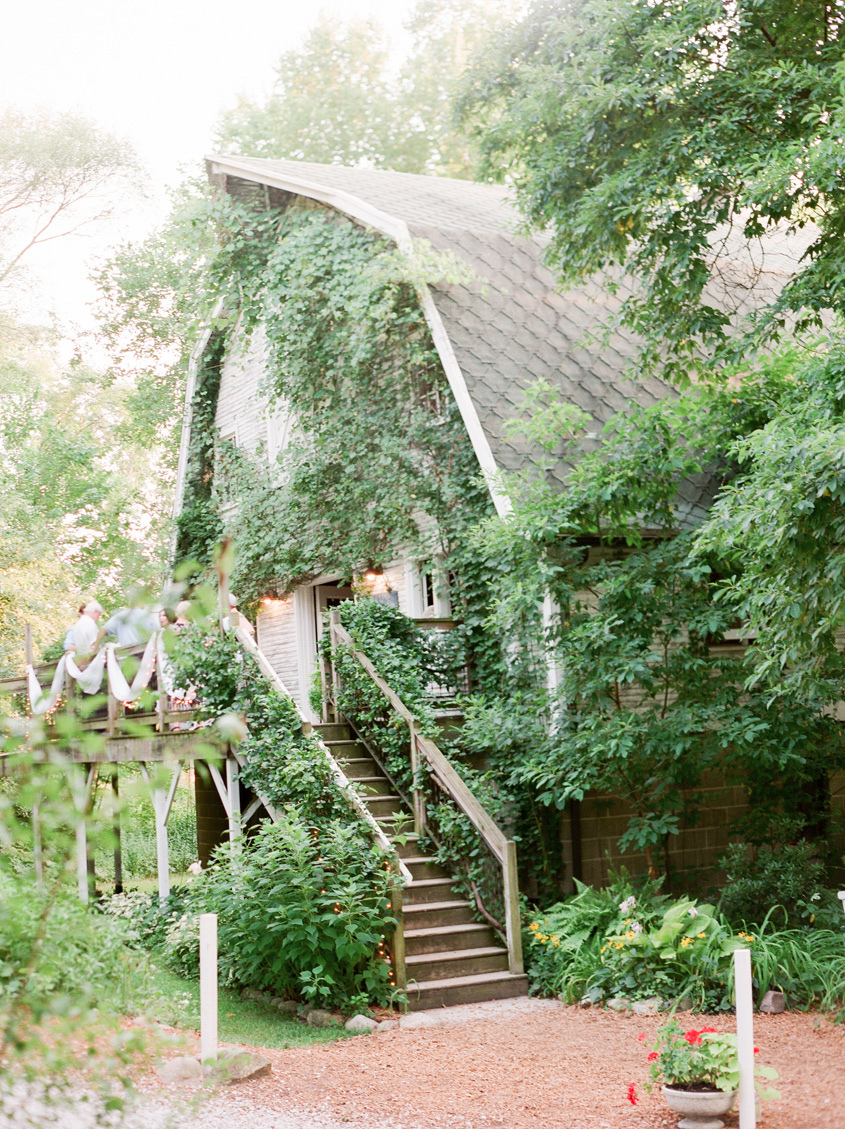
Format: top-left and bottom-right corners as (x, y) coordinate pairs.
(207, 156), (804, 528)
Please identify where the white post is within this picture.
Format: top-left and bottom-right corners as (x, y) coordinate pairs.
(32, 799), (43, 890)
(200, 913), (218, 1063)
(154, 787), (170, 900)
(734, 947), (756, 1129)
(837, 890), (845, 917)
(76, 819), (88, 903)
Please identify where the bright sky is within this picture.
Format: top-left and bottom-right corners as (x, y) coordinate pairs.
(1, 0), (415, 334)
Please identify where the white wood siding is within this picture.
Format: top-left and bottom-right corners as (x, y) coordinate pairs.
(215, 325), (271, 456)
(256, 597), (300, 705)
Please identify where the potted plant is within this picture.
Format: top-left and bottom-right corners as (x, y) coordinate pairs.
(632, 1020), (778, 1129)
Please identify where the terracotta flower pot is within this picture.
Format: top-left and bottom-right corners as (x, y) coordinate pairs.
(662, 1084), (737, 1129)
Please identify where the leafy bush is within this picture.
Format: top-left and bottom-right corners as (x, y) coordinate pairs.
(104, 887), (191, 951)
(719, 840), (843, 930)
(184, 813), (397, 1009)
(163, 623), (404, 1008)
(0, 876), (139, 1021)
(526, 874), (845, 1012)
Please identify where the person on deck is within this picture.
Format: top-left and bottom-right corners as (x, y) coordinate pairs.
(66, 601), (105, 658)
(102, 604), (157, 647)
(223, 593), (255, 637)
(63, 606), (85, 652)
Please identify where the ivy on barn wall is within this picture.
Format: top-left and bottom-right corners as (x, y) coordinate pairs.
(178, 202), (506, 688)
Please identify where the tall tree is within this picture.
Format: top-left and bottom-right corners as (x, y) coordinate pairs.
(0, 107), (137, 292)
(459, 0), (845, 379)
(214, 1), (519, 176)
(0, 317), (168, 671)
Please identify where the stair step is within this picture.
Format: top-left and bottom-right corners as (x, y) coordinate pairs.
(314, 723), (351, 741)
(362, 794), (405, 816)
(402, 899), (476, 929)
(337, 758), (380, 779)
(352, 776), (395, 796)
(404, 922), (497, 955)
(406, 945), (510, 982)
(402, 877), (458, 905)
(376, 815), (415, 834)
(390, 833), (419, 856)
(322, 738), (366, 758)
(403, 855), (449, 880)
(404, 969), (529, 1011)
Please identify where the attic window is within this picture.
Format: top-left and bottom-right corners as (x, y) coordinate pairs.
(414, 371), (444, 420)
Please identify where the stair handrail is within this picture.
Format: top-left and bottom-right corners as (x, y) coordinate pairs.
(231, 621), (413, 888)
(327, 610), (523, 976)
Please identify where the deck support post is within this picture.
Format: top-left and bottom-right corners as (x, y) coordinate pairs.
(226, 753), (242, 849)
(71, 764), (96, 903)
(111, 768), (123, 894)
(140, 762), (182, 900)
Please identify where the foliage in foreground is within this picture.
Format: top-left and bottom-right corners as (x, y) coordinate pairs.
(525, 875), (845, 1013)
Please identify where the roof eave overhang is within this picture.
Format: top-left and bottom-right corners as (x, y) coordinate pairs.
(205, 155), (512, 519)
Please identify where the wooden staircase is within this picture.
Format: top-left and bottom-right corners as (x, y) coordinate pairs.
(315, 720), (529, 1010)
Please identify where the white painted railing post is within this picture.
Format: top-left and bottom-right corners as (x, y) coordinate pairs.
(734, 947), (756, 1128)
(200, 913), (218, 1063)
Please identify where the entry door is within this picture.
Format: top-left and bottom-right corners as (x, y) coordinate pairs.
(313, 582), (354, 641)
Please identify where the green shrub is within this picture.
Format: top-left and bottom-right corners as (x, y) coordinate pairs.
(0, 876), (139, 1021)
(104, 887), (192, 951)
(526, 875), (845, 1012)
(719, 840), (843, 929)
(180, 813), (397, 1010)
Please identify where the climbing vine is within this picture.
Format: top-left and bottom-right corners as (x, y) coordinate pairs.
(181, 207), (497, 660)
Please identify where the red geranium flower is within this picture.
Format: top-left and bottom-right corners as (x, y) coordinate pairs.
(647, 1052), (659, 1062)
(684, 1029), (701, 1045)
(637, 1033), (646, 1042)
(627, 1083), (638, 1105)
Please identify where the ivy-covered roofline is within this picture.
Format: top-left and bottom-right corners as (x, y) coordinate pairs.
(203, 154), (510, 519)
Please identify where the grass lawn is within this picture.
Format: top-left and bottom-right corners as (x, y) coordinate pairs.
(142, 959), (352, 1049)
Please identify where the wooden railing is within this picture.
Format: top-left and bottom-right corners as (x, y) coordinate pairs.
(326, 609), (523, 976)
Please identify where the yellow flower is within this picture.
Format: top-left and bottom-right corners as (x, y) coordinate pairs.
(680, 936), (693, 948)
(529, 923), (539, 932)
(538, 934), (548, 943)
(697, 932), (706, 939)
(552, 939), (560, 947)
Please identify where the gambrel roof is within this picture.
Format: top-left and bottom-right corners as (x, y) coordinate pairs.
(202, 155), (805, 526)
